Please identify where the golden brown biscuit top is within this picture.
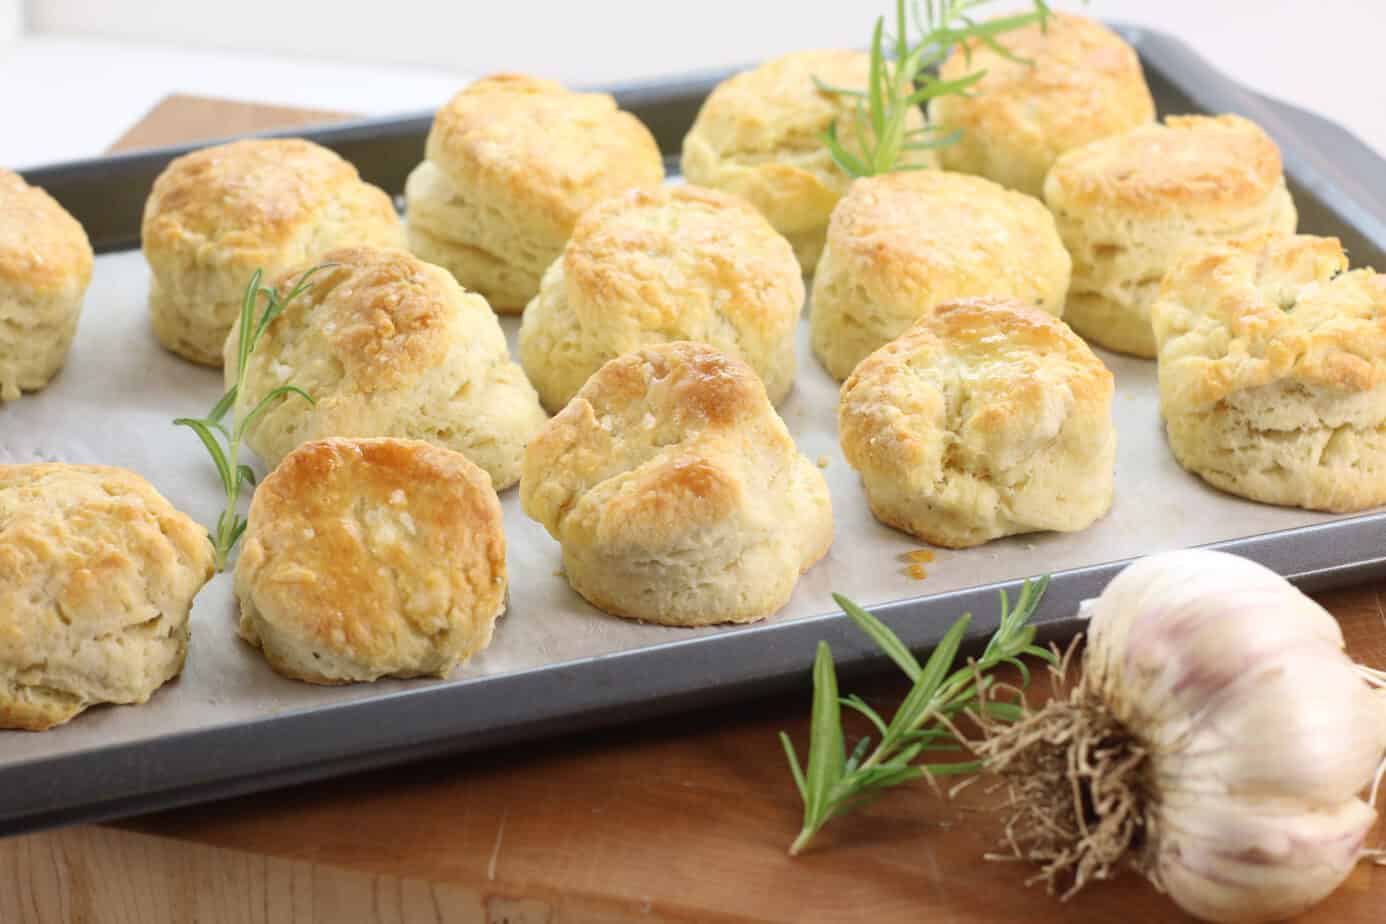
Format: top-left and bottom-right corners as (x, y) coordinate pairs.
(1044, 114), (1286, 215)
(564, 185), (802, 331)
(828, 169), (1063, 297)
(573, 340), (767, 430)
(142, 138), (392, 254)
(1154, 233), (1386, 406)
(840, 298), (1112, 474)
(253, 247), (459, 393)
(521, 342), (792, 535)
(237, 438), (506, 664)
(687, 50), (876, 158)
(937, 14), (1153, 154)
(0, 168), (94, 293)
(0, 464), (214, 666)
(426, 74), (665, 234)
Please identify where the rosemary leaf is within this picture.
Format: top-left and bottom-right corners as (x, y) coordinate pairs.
(782, 577), (1052, 854)
(208, 385), (238, 425)
(236, 384), (316, 442)
(803, 643), (846, 826)
(780, 732), (807, 799)
(177, 265), (325, 571)
(173, 417), (235, 493)
(833, 593), (922, 681)
(840, 694), (890, 737)
(818, 0), (1050, 178)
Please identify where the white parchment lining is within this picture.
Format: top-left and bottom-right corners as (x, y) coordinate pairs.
(0, 249), (1342, 769)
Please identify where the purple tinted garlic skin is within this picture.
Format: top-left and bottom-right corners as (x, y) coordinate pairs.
(1084, 549), (1386, 924)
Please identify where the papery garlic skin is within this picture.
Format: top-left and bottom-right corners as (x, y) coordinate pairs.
(1083, 549), (1386, 924)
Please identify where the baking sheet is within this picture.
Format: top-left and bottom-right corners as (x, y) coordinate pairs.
(5, 23), (1386, 834)
(0, 245), (1353, 773)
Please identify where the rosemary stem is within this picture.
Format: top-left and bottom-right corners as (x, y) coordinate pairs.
(216, 436), (243, 570)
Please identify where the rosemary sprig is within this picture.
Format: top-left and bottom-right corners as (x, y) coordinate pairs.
(175, 265), (327, 570)
(816, 0), (1051, 178)
(781, 576), (1054, 855)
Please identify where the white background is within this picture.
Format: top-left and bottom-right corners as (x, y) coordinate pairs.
(0, 1), (1384, 166)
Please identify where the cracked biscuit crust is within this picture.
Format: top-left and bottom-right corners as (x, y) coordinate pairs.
(405, 74), (665, 311)
(520, 342), (832, 627)
(0, 168), (94, 401)
(1043, 114), (1296, 358)
(929, 14), (1155, 197)
(142, 138), (404, 366)
(680, 49), (935, 272)
(234, 438), (507, 684)
(810, 169), (1071, 381)
(0, 464), (213, 730)
(225, 246), (547, 490)
(839, 298), (1115, 548)
(1153, 232), (1386, 512)
(518, 185), (803, 412)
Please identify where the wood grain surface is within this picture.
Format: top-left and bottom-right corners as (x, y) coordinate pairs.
(1, 96), (1383, 924)
(106, 94), (355, 153)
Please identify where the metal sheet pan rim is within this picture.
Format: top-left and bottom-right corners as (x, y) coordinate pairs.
(5, 23), (1386, 836)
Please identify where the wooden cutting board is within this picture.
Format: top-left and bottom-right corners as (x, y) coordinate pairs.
(1, 96), (1382, 924)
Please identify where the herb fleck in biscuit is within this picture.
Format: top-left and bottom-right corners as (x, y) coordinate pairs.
(521, 342), (832, 627)
(0, 465), (213, 730)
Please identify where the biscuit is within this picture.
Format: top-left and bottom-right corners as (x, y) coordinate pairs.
(681, 50), (935, 273)
(235, 438), (507, 684)
(518, 185), (803, 412)
(405, 74), (665, 312)
(810, 169), (1070, 381)
(0, 465), (214, 730)
(840, 298), (1115, 548)
(0, 169), (94, 401)
(1044, 114), (1297, 358)
(225, 247), (547, 490)
(142, 138), (404, 366)
(929, 14), (1155, 197)
(521, 342), (832, 626)
(1153, 233), (1386, 512)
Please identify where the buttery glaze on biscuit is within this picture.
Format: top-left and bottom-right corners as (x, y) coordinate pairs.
(929, 13), (1154, 197)
(405, 74), (665, 312)
(681, 49), (936, 273)
(225, 247), (546, 489)
(0, 168), (93, 401)
(142, 138), (404, 366)
(234, 438), (507, 684)
(1154, 233), (1386, 512)
(0, 465), (214, 730)
(839, 298), (1116, 548)
(518, 185), (803, 412)
(521, 342), (832, 627)
(810, 170), (1070, 381)
(1045, 114), (1297, 358)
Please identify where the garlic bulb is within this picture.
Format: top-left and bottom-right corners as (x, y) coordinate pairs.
(984, 548), (1386, 924)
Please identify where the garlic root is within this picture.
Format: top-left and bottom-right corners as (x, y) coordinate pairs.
(978, 549), (1386, 924)
(980, 647), (1156, 899)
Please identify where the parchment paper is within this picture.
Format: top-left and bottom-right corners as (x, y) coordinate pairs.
(0, 249), (1344, 768)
